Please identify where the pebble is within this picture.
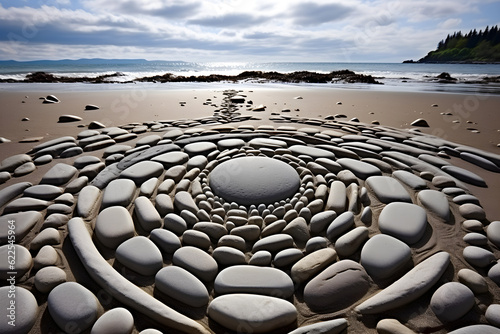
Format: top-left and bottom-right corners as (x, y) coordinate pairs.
(3, 197), (50, 214)
(273, 248), (304, 267)
(33, 245), (59, 269)
(120, 161), (164, 185)
(172, 246), (218, 282)
(304, 260), (370, 312)
(459, 203), (486, 220)
(252, 234), (294, 253)
(90, 308), (134, 334)
(0, 211), (42, 244)
(288, 319), (347, 334)
(325, 181), (347, 214)
(430, 282), (475, 323)
(485, 304), (500, 327)
(207, 294), (297, 333)
(95, 206), (135, 249)
(249, 250), (272, 266)
(360, 234), (412, 279)
(212, 246), (246, 266)
(163, 213), (188, 235)
(155, 266), (209, 307)
(182, 229), (211, 250)
(48, 282), (99, 333)
(336, 158), (381, 179)
(356, 252), (450, 314)
(0, 153), (32, 172)
(214, 265), (294, 298)
(487, 221), (500, 248)
(75, 185), (101, 218)
(393, 170), (427, 189)
(291, 247), (337, 284)
(457, 268), (489, 294)
(366, 176), (411, 203)
(463, 246), (496, 267)
(30, 227), (60, 251)
(326, 211), (354, 240)
(448, 325), (500, 333)
(335, 226), (369, 257)
(116, 236), (163, 276)
(0, 244), (32, 280)
(40, 163), (77, 186)
(376, 319), (416, 334)
(34, 266), (67, 293)
(378, 202), (427, 244)
(442, 165), (487, 187)
(134, 196), (163, 232)
(0, 286), (38, 333)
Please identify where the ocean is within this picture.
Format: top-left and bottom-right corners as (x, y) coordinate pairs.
(1, 60), (500, 94)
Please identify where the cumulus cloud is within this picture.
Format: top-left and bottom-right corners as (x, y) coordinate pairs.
(188, 13), (270, 28)
(289, 2), (354, 26)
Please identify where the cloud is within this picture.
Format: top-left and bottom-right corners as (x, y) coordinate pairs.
(82, 0), (200, 19)
(289, 1), (354, 26)
(188, 13), (269, 28)
(439, 18), (463, 30)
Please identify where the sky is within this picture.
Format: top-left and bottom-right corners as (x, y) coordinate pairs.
(0, 0), (499, 62)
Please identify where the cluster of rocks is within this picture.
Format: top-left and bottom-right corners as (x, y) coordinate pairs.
(0, 90), (500, 333)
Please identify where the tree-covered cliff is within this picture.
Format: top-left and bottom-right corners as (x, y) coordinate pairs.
(417, 26), (500, 63)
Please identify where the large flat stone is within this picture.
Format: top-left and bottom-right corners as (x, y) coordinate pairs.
(40, 163), (77, 186)
(214, 265), (294, 298)
(208, 294), (297, 333)
(172, 246), (218, 282)
(366, 176), (411, 204)
(101, 178), (137, 208)
(116, 236), (163, 276)
(155, 266), (209, 308)
(336, 158), (381, 179)
(378, 202), (427, 245)
(95, 206), (135, 249)
(120, 161), (164, 185)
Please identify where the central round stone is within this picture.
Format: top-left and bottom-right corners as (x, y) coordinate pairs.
(209, 157), (300, 206)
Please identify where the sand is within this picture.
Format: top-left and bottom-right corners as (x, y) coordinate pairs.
(0, 82), (500, 334)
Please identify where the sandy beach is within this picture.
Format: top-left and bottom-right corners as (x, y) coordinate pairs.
(1, 83), (500, 334)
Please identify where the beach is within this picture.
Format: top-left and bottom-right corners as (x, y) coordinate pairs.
(1, 82), (500, 333)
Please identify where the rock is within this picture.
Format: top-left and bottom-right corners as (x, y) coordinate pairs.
(485, 304), (500, 327)
(453, 194), (481, 206)
(150, 229), (181, 253)
(252, 234), (294, 253)
(305, 236), (328, 253)
(217, 235), (246, 252)
(208, 294), (297, 333)
(458, 268), (489, 294)
(290, 145), (336, 159)
(411, 118), (429, 127)
(209, 157), (300, 206)
(134, 196), (163, 233)
(326, 211), (354, 240)
(0, 154), (32, 172)
(33, 245), (59, 269)
(172, 246), (218, 282)
(304, 260), (370, 312)
(30, 227), (60, 251)
(417, 189), (450, 221)
(184, 141), (217, 157)
(85, 104), (100, 110)
(335, 226), (369, 257)
(0, 286), (38, 334)
(291, 247), (337, 284)
(212, 246), (246, 266)
(182, 230), (211, 250)
(459, 203), (486, 220)
(163, 213), (187, 235)
(152, 151), (189, 168)
(378, 202), (427, 244)
(48, 282), (99, 333)
(231, 224), (261, 242)
(360, 234), (411, 279)
(91, 308), (134, 334)
(41, 163), (77, 186)
(463, 232), (488, 246)
(44, 94), (60, 103)
(34, 266), (67, 293)
(355, 252), (450, 314)
(116, 236), (163, 276)
(120, 161), (164, 185)
(282, 217), (310, 245)
(432, 175), (456, 188)
(463, 246), (496, 267)
(14, 162), (36, 176)
(325, 181), (346, 214)
(249, 250), (272, 266)
(214, 265), (294, 298)
(448, 325), (500, 333)
(274, 248), (304, 267)
(430, 282), (475, 323)
(337, 158), (381, 179)
(487, 221), (500, 248)
(442, 165), (487, 187)
(102, 178), (137, 208)
(288, 319), (347, 334)
(489, 262), (500, 286)
(95, 206), (135, 249)
(75, 185), (101, 218)
(393, 170), (427, 190)
(460, 152), (500, 173)
(174, 191), (199, 214)
(58, 114), (83, 122)
(376, 319), (416, 334)
(0, 244), (32, 280)
(155, 266), (209, 308)
(88, 121), (106, 129)
(366, 176), (411, 204)
(67, 218), (209, 334)
(0, 211), (42, 244)
(310, 210), (337, 235)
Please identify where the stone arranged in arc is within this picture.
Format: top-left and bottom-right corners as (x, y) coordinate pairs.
(378, 202), (427, 245)
(0, 90), (499, 334)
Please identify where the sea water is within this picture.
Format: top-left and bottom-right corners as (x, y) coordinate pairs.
(1, 60), (500, 94)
